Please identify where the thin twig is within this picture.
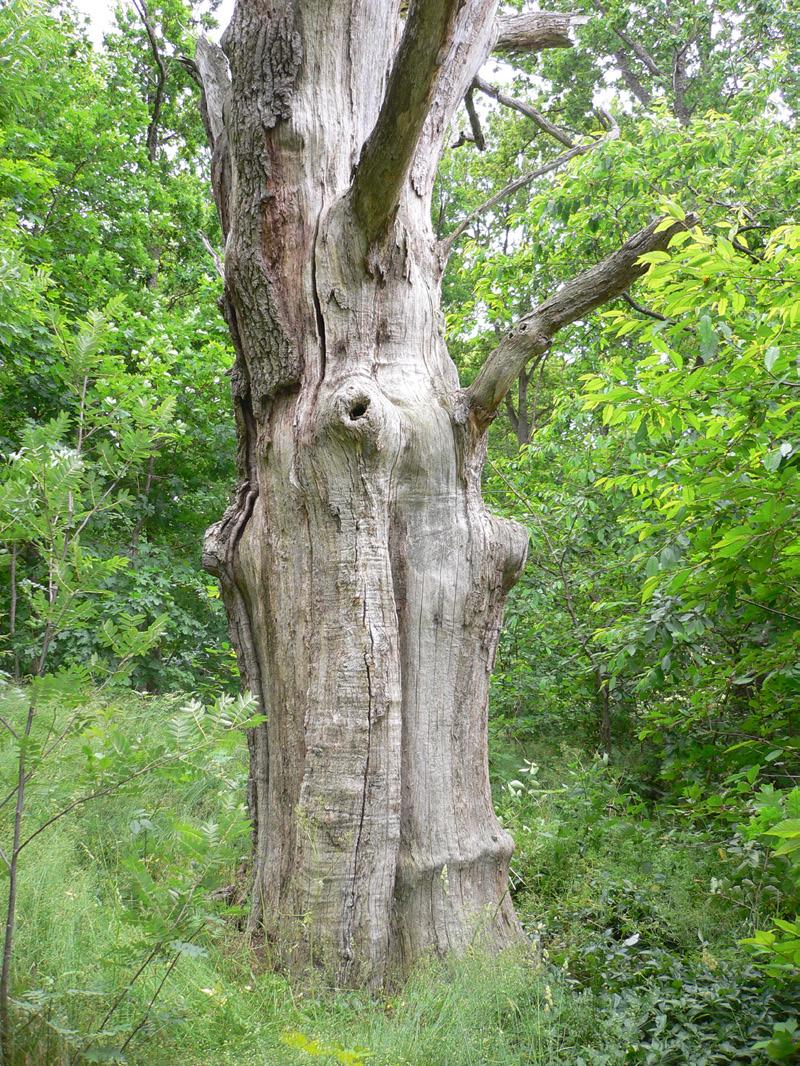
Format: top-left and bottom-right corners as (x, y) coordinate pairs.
(621, 291), (671, 321)
(441, 125), (617, 254)
(472, 75), (574, 148)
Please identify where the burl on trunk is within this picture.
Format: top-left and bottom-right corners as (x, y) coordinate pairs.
(193, 0), (688, 987)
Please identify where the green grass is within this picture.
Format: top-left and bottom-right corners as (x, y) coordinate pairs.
(9, 825), (584, 1064)
(0, 691), (793, 1064)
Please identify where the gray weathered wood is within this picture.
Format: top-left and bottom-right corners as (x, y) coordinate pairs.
(494, 11), (586, 53)
(195, 1), (680, 988)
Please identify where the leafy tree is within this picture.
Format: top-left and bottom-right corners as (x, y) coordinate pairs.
(444, 13), (800, 1034)
(0, 307), (174, 1058)
(0, 0), (236, 693)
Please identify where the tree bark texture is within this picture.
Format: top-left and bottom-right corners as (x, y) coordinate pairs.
(199, 0), (530, 989)
(196, 0), (689, 988)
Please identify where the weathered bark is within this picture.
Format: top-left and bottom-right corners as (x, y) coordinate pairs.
(195, 0), (691, 989)
(198, 0), (525, 989)
(493, 11), (585, 54)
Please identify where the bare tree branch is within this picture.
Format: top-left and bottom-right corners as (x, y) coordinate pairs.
(200, 231), (225, 279)
(193, 36), (230, 149)
(450, 129), (477, 150)
(131, 0), (167, 163)
(612, 25), (663, 77)
(465, 215), (696, 428)
(351, 0), (467, 241)
(672, 37), (695, 125)
(473, 75), (574, 148)
(621, 290), (670, 321)
(440, 124), (617, 256)
(592, 0), (663, 77)
(613, 50), (653, 106)
(464, 87), (486, 151)
(493, 11), (587, 54)
(454, 9), (584, 161)
(191, 37), (232, 238)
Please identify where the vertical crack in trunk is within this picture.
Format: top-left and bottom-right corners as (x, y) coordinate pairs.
(310, 215), (328, 384)
(345, 593), (375, 971)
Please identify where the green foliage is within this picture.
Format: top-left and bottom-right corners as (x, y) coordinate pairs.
(281, 1029), (373, 1065)
(0, 307), (173, 679)
(0, 0), (236, 692)
(7, 711), (796, 1064)
(0, 688), (259, 1063)
(434, 9), (800, 1057)
(494, 746), (799, 1064)
(583, 216), (800, 767)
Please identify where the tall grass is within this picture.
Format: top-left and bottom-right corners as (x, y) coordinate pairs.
(0, 691), (791, 1064)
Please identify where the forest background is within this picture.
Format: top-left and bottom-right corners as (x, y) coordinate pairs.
(0, 0), (798, 1062)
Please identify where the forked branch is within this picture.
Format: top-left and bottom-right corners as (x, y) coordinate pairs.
(465, 215), (696, 428)
(472, 75), (575, 148)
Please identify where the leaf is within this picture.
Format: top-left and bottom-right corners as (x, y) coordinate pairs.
(773, 840), (800, 857)
(637, 251), (672, 265)
(169, 940), (207, 959)
(772, 919), (800, 936)
(641, 574), (661, 603)
(764, 448), (784, 472)
(697, 315), (718, 361)
(765, 819), (800, 838)
(661, 198), (686, 221)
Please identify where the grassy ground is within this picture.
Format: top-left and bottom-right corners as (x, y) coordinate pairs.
(1, 691), (793, 1064)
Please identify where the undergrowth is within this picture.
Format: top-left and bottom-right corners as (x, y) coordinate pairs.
(0, 690), (796, 1064)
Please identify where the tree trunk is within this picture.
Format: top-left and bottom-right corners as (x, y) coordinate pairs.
(193, 0), (691, 989)
(198, 0), (527, 989)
